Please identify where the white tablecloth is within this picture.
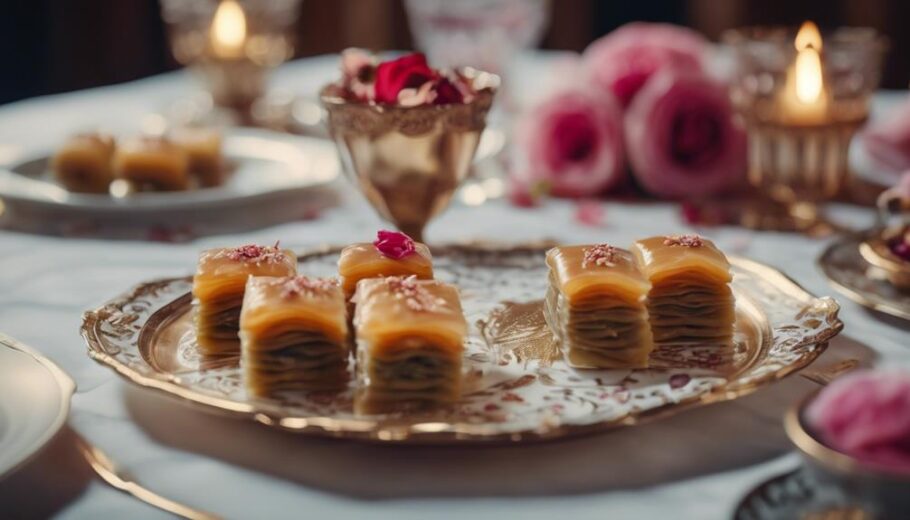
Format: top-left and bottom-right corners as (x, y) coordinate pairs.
(0, 55), (908, 520)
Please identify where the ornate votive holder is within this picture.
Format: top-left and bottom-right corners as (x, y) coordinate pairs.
(160, 0), (301, 125)
(321, 69), (499, 242)
(786, 391), (910, 517)
(724, 26), (885, 233)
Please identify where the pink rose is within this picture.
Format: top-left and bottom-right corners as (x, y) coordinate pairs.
(624, 68), (746, 199)
(862, 98), (910, 173)
(373, 230), (416, 259)
(806, 369), (910, 474)
(583, 22), (708, 108)
(514, 89), (625, 198)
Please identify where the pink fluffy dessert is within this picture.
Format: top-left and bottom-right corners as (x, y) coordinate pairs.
(806, 369), (910, 474)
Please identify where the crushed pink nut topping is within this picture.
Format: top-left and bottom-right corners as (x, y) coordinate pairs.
(387, 275), (445, 312)
(278, 276), (338, 299)
(582, 244), (617, 268)
(373, 230), (416, 259)
(226, 241), (284, 262)
(663, 234), (704, 247)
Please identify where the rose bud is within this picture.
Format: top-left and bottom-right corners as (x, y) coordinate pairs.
(373, 53), (438, 105)
(514, 89), (625, 198)
(583, 22), (708, 108)
(806, 369), (910, 474)
(624, 68), (746, 199)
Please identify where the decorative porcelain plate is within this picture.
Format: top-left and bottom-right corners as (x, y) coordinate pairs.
(0, 334), (75, 479)
(0, 128), (338, 222)
(82, 244), (842, 444)
(818, 232), (910, 320)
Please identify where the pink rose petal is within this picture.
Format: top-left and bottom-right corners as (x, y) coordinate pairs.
(574, 199), (606, 227)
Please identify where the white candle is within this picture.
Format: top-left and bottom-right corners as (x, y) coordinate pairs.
(210, 0), (247, 60)
(779, 21), (830, 125)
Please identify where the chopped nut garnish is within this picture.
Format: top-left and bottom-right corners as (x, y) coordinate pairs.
(387, 275), (445, 312)
(226, 241), (283, 262)
(582, 244), (617, 268)
(277, 276), (338, 299)
(663, 234), (704, 247)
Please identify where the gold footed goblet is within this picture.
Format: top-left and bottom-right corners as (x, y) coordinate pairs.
(321, 69), (498, 242)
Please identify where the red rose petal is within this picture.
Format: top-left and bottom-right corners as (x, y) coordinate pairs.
(374, 53), (437, 105)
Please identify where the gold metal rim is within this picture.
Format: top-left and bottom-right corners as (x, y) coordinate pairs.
(81, 243), (843, 444)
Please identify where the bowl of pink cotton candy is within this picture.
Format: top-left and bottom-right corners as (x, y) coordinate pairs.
(786, 369), (910, 517)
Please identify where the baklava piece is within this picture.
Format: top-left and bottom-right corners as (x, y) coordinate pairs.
(353, 276), (466, 414)
(51, 133), (116, 193)
(170, 127), (224, 187)
(193, 244), (297, 357)
(544, 244), (654, 369)
(338, 230), (433, 299)
(240, 276), (349, 397)
(633, 234), (735, 364)
(113, 136), (190, 191)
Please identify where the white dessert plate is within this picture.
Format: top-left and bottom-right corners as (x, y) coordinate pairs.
(0, 334), (75, 479)
(0, 128), (339, 220)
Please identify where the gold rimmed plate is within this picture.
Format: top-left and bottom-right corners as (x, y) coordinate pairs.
(818, 232), (910, 320)
(81, 244), (842, 444)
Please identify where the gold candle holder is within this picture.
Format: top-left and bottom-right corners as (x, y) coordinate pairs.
(160, 0), (300, 125)
(725, 25), (885, 233)
(321, 69), (499, 242)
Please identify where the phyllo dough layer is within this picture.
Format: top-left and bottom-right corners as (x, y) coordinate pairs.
(240, 276), (349, 396)
(633, 235), (735, 363)
(544, 244), (654, 369)
(192, 244), (297, 357)
(353, 276), (466, 414)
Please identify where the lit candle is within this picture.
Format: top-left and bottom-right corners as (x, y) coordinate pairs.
(210, 0), (247, 60)
(779, 21), (830, 125)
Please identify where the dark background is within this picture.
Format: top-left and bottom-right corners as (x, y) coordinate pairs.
(1, 0), (906, 105)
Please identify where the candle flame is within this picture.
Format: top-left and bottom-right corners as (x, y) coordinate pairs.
(211, 0), (247, 57)
(795, 21), (822, 51)
(794, 21), (824, 104)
